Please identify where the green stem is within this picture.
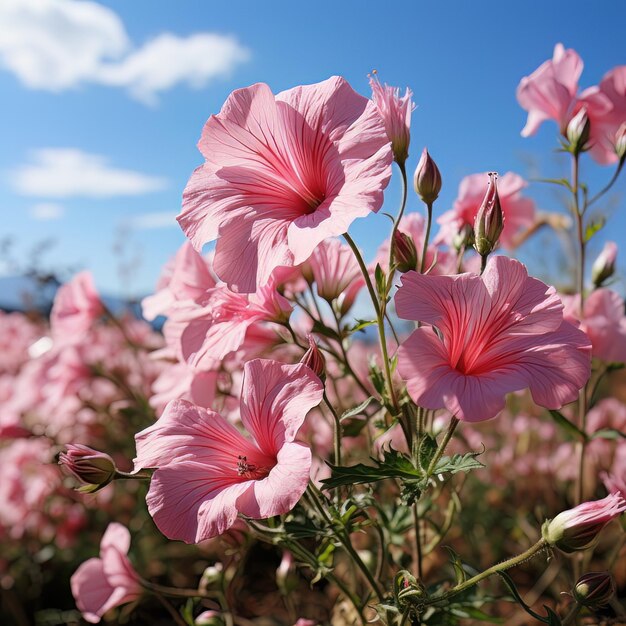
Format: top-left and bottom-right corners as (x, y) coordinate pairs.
(424, 539), (547, 606)
(419, 202), (433, 274)
(307, 484), (384, 602)
(387, 162), (409, 274)
(480, 254), (488, 275)
(324, 391), (342, 467)
(344, 232), (400, 421)
(413, 502), (423, 580)
(426, 417), (459, 476)
(561, 602), (581, 626)
(585, 157), (624, 209)
(141, 579), (214, 600)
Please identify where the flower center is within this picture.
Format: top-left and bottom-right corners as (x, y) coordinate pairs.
(236, 455), (270, 480)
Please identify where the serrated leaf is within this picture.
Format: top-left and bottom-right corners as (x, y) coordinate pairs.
(584, 217), (606, 242)
(349, 319), (377, 333)
(340, 397), (374, 421)
(433, 450), (484, 476)
(544, 606), (562, 625)
(590, 428), (626, 440)
(549, 410), (587, 441)
(418, 435), (438, 472)
(321, 447), (423, 490)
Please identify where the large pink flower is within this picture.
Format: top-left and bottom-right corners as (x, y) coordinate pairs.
(71, 523), (142, 623)
(578, 66), (626, 164)
(516, 43), (583, 137)
(436, 172), (535, 249)
(562, 289), (626, 363)
(395, 256), (591, 422)
(178, 76), (393, 293)
(50, 271), (102, 344)
(134, 359), (323, 543)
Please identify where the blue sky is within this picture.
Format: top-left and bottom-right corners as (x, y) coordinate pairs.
(1, 0), (624, 298)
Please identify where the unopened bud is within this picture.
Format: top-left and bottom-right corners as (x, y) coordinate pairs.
(393, 230), (418, 273)
(542, 493), (626, 553)
(300, 335), (326, 379)
(573, 572), (615, 608)
(615, 122), (626, 160)
(591, 241), (617, 287)
(59, 444), (117, 491)
(453, 223), (474, 252)
(195, 611), (224, 626)
(414, 148), (442, 204)
(567, 108), (591, 155)
(201, 563), (223, 586)
(474, 173), (504, 257)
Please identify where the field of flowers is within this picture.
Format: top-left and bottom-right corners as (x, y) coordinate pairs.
(1, 44), (625, 626)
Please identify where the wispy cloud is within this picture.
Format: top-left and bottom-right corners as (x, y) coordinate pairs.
(124, 211), (179, 230)
(0, 0), (250, 105)
(29, 202), (65, 220)
(12, 149), (167, 198)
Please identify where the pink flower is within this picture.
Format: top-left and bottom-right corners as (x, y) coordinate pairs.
(50, 271), (102, 344)
(395, 256), (591, 422)
(542, 492), (626, 553)
(578, 66), (626, 164)
(306, 238), (364, 314)
(562, 289), (626, 363)
(516, 43), (583, 136)
(178, 76), (393, 293)
(134, 359), (323, 542)
(71, 523), (142, 623)
(369, 73), (413, 164)
(142, 242), (216, 321)
(436, 172), (535, 249)
(180, 279), (292, 369)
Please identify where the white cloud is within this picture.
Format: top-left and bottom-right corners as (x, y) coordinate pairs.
(29, 202), (65, 220)
(12, 149), (167, 198)
(0, 0), (249, 104)
(124, 211), (179, 230)
(97, 33), (250, 106)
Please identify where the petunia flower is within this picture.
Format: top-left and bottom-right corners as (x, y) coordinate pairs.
(70, 523), (142, 623)
(50, 271), (102, 345)
(395, 256), (591, 422)
(562, 288), (626, 363)
(178, 76), (393, 293)
(436, 172), (535, 250)
(516, 43), (583, 137)
(134, 359), (323, 543)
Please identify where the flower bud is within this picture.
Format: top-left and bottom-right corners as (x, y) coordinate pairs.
(567, 108), (591, 155)
(453, 223), (474, 252)
(414, 148), (442, 204)
(591, 241), (617, 287)
(573, 572), (615, 608)
(542, 492), (626, 553)
(614, 122), (626, 160)
(195, 611), (224, 626)
(300, 335), (326, 379)
(59, 444), (117, 490)
(393, 230), (419, 273)
(473, 173), (504, 257)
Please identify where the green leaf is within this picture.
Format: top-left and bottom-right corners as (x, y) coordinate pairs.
(340, 397), (374, 421)
(532, 177), (572, 191)
(341, 418), (369, 438)
(607, 362), (625, 372)
(349, 319), (376, 333)
(321, 447), (423, 490)
(496, 571), (550, 623)
(374, 263), (386, 301)
(310, 319), (341, 342)
(584, 216), (606, 242)
(418, 435), (438, 472)
(433, 450), (484, 476)
(548, 410), (587, 441)
(444, 546), (467, 585)
(450, 607), (503, 623)
(590, 428), (626, 440)
(544, 606), (562, 626)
